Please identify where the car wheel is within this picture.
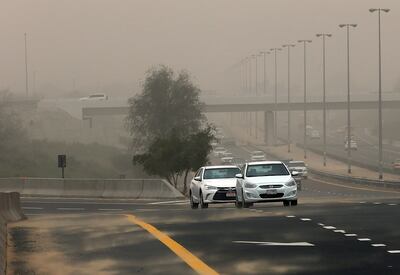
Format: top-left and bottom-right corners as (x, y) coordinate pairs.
(283, 200), (290, 207)
(235, 192), (243, 208)
(290, 200), (298, 206)
(242, 190), (252, 208)
(190, 191), (199, 209)
(200, 191), (208, 209)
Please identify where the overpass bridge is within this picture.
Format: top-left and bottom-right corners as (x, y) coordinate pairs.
(80, 95), (400, 145)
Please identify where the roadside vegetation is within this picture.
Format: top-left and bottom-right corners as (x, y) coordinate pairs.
(126, 66), (215, 193)
(0, 105), (140, 178)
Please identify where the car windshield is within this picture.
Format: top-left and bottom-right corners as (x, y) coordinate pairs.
(203, 168), (241, 179)
(89, 94), (104, 98)
(246, 164), (289, 177)
(288, 162), (305, 168)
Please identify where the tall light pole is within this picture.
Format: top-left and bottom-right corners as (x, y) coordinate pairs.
(24, 33), (29, 98)
(339, 24), (357, 174)
(260, 51), (270, 94)
(270, 48), (282, 145)
(298, 40), (312, 159)
(316, 34), (332, 166)
(370, 8), (390, 180)
(282, 44), (295, 153)
(252, 54), (258, 138)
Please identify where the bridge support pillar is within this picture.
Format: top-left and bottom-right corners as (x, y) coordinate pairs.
(263, 111), (274, 145)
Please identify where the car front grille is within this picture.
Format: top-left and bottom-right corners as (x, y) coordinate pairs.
(259, 185), (283, 189)
(259, 193), (284, 198)
(213, 189), (236, 200)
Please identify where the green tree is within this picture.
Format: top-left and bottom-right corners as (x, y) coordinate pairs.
(127, 66), (214, 191)
(126, 66), (204, 150)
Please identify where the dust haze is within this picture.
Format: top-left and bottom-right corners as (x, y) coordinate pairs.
(2, 0), (400, 98)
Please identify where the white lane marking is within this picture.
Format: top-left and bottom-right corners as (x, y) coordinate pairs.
(22, 207), (43, 210)
(323, 226), (336, 230)
(334, 230), (346, 233)
(345, 234), (358, 237)
(286, 215), (296, 218)
(373, 202), (382, 205)
(57, 208), (85, 211)
(98, 209), (123, 211)
(358, 238), (371, 242)
(388, 204), (397, 206)
(233, 241), (315, 246)
(318, 223), (325, 226)
(300, 218), (311, 221)
(387, 250), (400, 254)
(371, 244), (387, 247)
(148, 200), (188, 205)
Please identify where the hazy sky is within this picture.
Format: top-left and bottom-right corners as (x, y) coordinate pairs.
(1, 0), (400, 97)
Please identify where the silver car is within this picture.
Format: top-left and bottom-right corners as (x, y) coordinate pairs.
(235, 161), (298, 208)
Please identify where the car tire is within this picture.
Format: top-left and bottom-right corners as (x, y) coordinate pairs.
(200, 192), (208, 209)
(190, 191), (199, 209)
(283, 200), (290, 207)
(242, 190), (252, 208)
(290, 200), (298, 206)
(235, 192), (243, 208)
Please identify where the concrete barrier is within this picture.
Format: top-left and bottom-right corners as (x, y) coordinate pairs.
(0, 178), (184, 199)
(0, 192), (25, 275)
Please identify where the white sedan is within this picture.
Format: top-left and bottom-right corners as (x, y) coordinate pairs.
(235, 161), (298, 208)
(190, 165), (241, 209)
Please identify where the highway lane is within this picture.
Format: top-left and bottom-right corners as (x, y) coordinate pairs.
(14, 189), (400, 275)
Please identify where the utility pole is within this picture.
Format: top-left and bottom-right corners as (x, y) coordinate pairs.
(24, 33), (29, 98)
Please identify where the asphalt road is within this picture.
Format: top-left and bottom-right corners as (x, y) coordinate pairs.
(9, 140), (400, 275)
(11, 176), (400, 275)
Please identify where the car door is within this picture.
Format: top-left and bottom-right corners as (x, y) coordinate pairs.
(191, 168), (203, 201)
(236, 164), (246, 198)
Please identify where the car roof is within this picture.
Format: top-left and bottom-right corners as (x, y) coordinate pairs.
(203, 165), (239, 169)
(247, 161), (283, 165)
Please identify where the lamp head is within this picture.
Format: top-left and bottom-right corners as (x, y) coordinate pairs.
(369, 8), (377, 12)
(339, 24), (346, 28)
(382, 8), (390, 13)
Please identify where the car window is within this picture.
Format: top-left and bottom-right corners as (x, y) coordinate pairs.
(203, 168), (241, 179)
(194, 168), (203, 178)
(246, 164), (289, 177)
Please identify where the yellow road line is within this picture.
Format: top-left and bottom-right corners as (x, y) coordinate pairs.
(125, 214), (219, 275)
(310, 176), (400, 194)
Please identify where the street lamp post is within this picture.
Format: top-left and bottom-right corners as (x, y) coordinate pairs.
(298, 40), (312, 160)
(270, 48), (282, 145)
(339, 24), (357, 174)
(260, 51), (270, 95)
(252, 54), (258, 139)
(24, 33), (29, 98)
(370, 8), (390, 180)
(316, 34), (332, 166)
(282, 44), (296, 153)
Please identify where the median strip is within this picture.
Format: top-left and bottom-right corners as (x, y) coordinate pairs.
(125, 214), (219, 275)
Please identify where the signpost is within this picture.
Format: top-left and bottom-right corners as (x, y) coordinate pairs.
(58, 154), (66, 178)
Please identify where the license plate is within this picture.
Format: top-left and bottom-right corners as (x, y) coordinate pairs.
(226, 192), (236, 197)
(265, 189), (277, 195)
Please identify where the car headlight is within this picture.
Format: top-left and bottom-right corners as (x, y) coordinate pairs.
(244, 182), (257, 188)
(286, 180), (296, 187)
(205, 184), (218, 190)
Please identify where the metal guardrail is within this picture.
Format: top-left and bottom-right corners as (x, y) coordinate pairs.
(309, 168), (400, 189)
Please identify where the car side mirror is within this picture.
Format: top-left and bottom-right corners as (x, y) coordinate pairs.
(291, 171), (299, 177)
(235, 173), (244, 179)
(194, 176), (201, 181)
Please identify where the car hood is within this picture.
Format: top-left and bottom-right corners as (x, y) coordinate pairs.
(202, 178), (237, 187)
(245, 175), (292, 184)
